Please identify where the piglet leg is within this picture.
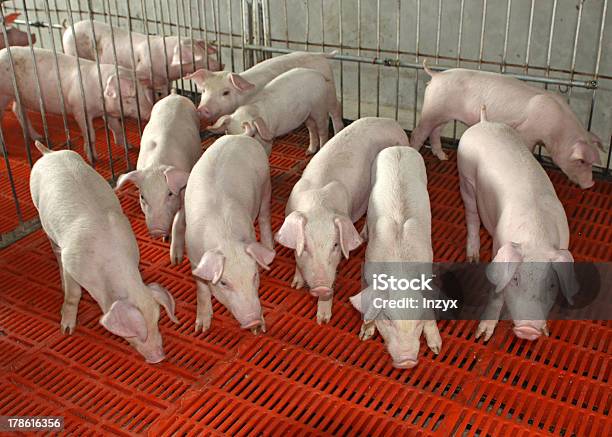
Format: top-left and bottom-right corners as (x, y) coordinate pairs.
(460, 177), (481, 263)
(359, 320), (376, 340)
(423, 320), (442, 354)
(305, 118), (320, 155)
(75, 114), (97, 163)
(195, 280), (213, 333)
(475, 292), (504, 342)
(258, 174), (274, 250)
(170, 209), (186, 265)
(50, 241), (82, 335)
(12, 101), (42, 142)
(108, 116), (134, 150)
(429, 125), (448, 160)
(291, 266), (305, 289)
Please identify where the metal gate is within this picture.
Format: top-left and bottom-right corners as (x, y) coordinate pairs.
(0, 0), (610, 247)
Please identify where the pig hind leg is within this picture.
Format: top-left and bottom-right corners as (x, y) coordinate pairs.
(11, 102), (42, 142)
(291, 265), (305, 289)
(170, 209), (186, 265)
(329, 95), (344, 134)
(460, 177), (481, 262)
(195, 281), (213, 333)
(258, 174), (274, 250)
(52, 243), (82, 334)
(74, 114), (98, 163)
(305, 118), (320, 155)
(429, 125), (448, 160)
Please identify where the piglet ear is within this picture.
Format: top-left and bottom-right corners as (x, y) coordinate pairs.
(4, 12), (20, 26)
(163, 167), (190, 195)
(334, 216), (363, 259)
(115, 170), (142, 190)
(486, 242), (523, 293)
(171, 43), (194, 66)
(193, 250), (224, 284)
(570, 141), (597, 165)
(207, 115), (232, 134)
(275, 211), (306, 256)
(228, 73), (255, 92)
(246, 242), (276, 270)
(550, 250), (579, 305)
(100, 300), (148, 342)
(148, 283), (179, 323)
(252, 117), (273, 141)
(588, 132), (605, 153)
(184, 69), (214, 88)
(105, 74), (136, 99)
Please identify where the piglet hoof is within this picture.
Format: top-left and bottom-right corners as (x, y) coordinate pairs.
(475, 320), (497, 342)
(434, 150), (448, 161)
(60, 322), (75, 335)
(316, 302), (332, 325)
(291, 272), (305, 289)
(358, 322), (375, 341)
(466, 254), (479, 263)
(194, 317), (211, 333)
(306, 147), (317, 156)
(170, 245), (184, 266)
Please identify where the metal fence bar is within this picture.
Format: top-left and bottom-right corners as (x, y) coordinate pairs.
(42, 0), (72, 150)
(156, 0), (171, 95)
(86, 0), (115, 178)
(394, 0), (400, 122)
(140, 0), (157, 104)
(412, 0), (420, 129)
(0, 8), (34, 166)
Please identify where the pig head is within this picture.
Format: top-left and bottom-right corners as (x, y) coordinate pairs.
(486, 242), (579, 340)
(186, 69), (255, 121)
(350, 287), (441, 369)
(207, 113), (273, 154)
(192, 241), (275, 331)
(276, 184), (363, 298)
(104, 71), (154, 120)
(100, 283), (178, 363)
(116, 166), (189, 238)
(554, 134), (604, 189)
(0, 13), (36, 49)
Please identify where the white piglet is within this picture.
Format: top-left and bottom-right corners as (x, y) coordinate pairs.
(186, 50), (343, 133)
(276, 117), (410, 324)
(0, 47), (154, 161)
(179, 135), (275, 333)
(351, 147), (442, 369)
(412, 60), (603, 188)
(30, 142), (178, 363)
(116, 90), (201, 242)
(458, 108), (579, 341)
(63, 20), (222, 94)
(207, 68), (338, 155)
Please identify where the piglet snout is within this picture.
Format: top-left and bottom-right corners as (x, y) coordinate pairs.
(197, 106), (212, 120)
(513, 325), (542, 341)
(310, 286), (333, 300)
(393, 357), (418, 369)
(145, 350), (165, 364)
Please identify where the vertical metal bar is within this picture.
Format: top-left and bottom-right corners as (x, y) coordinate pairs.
(185, 0), (197, 97)
(501, 0), (512, 73)
(52, 0), (65, 53)
(173, 0), (185, 91)
(202, 0), (213, 69)
(375, 0), (380, 117)
(338, 0), (343, 113)
(478, 0), (488, 69)
(21, 0), (51, 148)
(394, 0), (400, 121)
(568, 0), (584, 100)
(588, 0), (607, 132)
(282, 0), (289, 49)
(262, 0), (271, 57)
(435, 0), (442, 62)
(66, 0), (95, 162)
(140, 0), (157, 104)
(544, 0), (558, 94)
(30, 0), (43, 48)
(156, 0), (171, 94)
(0, 128), (23, 222)
(356, 0), (361, 118)
(42, 0), (72, 149)
(87, 0), (115, 178)
(228, 0), (235, 72)
(412, 0), (421, 129)
(105, 0), (131, 169)
(240, 0), (247, 69)
(524, 0), (535, 73)
(304, 0), (309, 51)
(453, 0), (466, 140)
(213, 0), (222, 65)
(125, 0), (143, 138)
(320, 0), (325, 52)
(0, 12), (32, 165)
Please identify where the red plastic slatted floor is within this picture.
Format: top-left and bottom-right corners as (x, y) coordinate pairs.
(0, 111), (610, 436)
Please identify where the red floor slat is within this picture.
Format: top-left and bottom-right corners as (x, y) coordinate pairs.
(0, 115), (610, 436)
